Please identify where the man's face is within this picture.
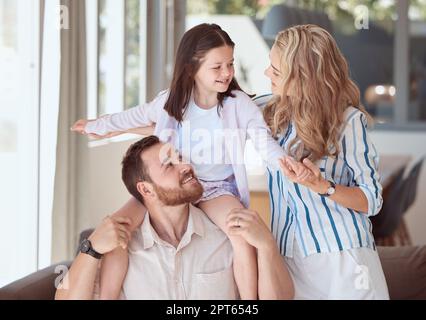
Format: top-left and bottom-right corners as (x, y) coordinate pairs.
(140, 143), (204, 206)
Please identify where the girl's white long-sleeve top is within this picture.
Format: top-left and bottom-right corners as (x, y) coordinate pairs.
(85, 90), (286, 208)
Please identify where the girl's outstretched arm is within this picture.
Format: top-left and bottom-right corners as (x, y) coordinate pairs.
(73, 90), (168, 137)
(71, 119), (155, 140)
(98, 197), (147, 299)
(243, 97), (286, 170)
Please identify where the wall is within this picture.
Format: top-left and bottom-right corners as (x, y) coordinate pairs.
(76, 137), (140, 238)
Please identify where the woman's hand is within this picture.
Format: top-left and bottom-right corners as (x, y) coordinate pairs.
(226, 208), (275, 251)
(279, 156), (329, 194)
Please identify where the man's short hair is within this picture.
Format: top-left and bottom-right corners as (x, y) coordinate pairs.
(121, 135), (160, 204)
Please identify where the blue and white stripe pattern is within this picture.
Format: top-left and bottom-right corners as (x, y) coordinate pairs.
(267, 107), (383, 258)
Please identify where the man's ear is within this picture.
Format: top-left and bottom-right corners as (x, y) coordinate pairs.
(136, 181), (154, 199)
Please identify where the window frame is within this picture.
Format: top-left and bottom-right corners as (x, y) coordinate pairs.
(374, 0), (426, 131)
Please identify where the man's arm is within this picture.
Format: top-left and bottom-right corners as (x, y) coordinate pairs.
(227, 209), (294, 300)
(55, 216), (132, 300)
(55, 252), (100, 300)
(257, 241), (294, 300)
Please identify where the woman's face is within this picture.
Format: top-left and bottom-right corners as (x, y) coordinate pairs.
(264, 45), (283, 96)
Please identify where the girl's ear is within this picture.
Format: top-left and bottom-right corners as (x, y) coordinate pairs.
(136, 182), (153, 199)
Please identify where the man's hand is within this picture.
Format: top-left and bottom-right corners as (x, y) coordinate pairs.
(88, 216), (132, 255)
(226, 209), (275, 251)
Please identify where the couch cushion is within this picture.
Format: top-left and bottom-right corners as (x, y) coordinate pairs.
(0, 261), (71, 300)
(378, 246), (426, 300)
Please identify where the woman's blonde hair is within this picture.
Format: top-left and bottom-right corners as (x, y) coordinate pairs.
(263, 24), (369, 162)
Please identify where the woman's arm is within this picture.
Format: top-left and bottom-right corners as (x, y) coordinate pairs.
(226, 209), (294, 300)
(339, 112), (383, 216)
(280, 157), (369, 213)
(279, 111), (382, 216)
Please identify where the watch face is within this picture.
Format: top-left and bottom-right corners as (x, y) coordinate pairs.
(328, 187), (336, 195)
(81, 240), (90, 253)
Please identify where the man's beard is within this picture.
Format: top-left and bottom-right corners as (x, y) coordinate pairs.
(153, 176), (204, 206)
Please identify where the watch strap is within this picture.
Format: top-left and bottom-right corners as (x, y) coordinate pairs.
(318, 180), (336, 197)
(80, 239), (103, 259)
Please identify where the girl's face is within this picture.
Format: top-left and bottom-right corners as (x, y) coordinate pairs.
(194, 45), (235, 97)
(264, 45), (283, 96)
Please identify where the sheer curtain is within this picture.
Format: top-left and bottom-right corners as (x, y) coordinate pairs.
(50, 0), (88, 263)
(0, 0), (80, 283)
(38, 0), (61, 269)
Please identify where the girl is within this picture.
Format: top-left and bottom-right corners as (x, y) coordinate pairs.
(72, 23), (286, 299)
(260, 24), (389, 299)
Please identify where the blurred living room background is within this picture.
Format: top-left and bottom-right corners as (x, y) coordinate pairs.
(0, 0), (425, 288)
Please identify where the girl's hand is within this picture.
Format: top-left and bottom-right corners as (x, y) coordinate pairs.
(70, 119), (124, 140)
(71, 119), (90, 135)
(279, 156), (329, 194)
(226, 208), (275, 251)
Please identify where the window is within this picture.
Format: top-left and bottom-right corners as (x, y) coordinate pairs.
(186, 0), (284, 95)
(409, 0), (426, 122)
(0, 0), (40, 287)
(86, 0), (146, 119)
(186, 0), (426, 129)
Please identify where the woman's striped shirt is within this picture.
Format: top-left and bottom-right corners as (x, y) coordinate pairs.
(267, 107), (383, 258)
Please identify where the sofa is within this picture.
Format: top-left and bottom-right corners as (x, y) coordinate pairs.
(1, 227), (425, 300)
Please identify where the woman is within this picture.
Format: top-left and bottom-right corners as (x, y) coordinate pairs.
(259, 24), (389, 299)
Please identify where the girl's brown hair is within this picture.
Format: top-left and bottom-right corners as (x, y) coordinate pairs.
(164, 23), (249, 122)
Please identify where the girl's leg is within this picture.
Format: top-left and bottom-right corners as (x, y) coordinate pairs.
(99, 197), (146, 299)
(198, 195), (258, 300)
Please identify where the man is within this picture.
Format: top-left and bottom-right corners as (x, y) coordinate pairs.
(55, 136), (293, 299)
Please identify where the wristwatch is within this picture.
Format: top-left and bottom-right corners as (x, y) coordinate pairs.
(79, 239), (103, 259)
(318, 180), (336, 197)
